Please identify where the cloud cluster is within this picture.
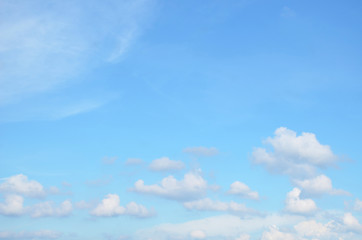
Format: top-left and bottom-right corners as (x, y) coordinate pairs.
(228, 181), (259, 200)
(131, 171), (208, 201)
(91, 194), (154, 218)
(0, 174), (72, 218)
(149, 157), (185, 171)
(0, 194), (72, 218)
(252, 127), (337, 178)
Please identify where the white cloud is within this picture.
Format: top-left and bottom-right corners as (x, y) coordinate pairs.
(190, 230), (206, 239)
(252, 127), (338, 178)
(183, 147), (219, 157)
(131, 171), (208, 201)
(294, 174), (349, 196)
(294, 220), (331, 238)
(0, 174), (45, 198)
(183, 198), (254, 215)
(285, 188), (317, 214)
(261, 225), (295, 240)
(91, 194), (154, 218)
(343, 212), (362, 232)
(136, 214), (305, 240)
(30, 200), (72, 218)
(0, 230), (61, 239)
(0, 194), (24, 216)
(228, 181), (259, 200)
(149, 157), (185, 171)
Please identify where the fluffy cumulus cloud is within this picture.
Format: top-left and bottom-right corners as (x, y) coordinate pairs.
(228, 181), (259, 200)
(0, 194), (72, 218)
(0, 230), (61, 239)
(294, 174), (349, 196)
(252, 127), (337, 177)
(294, 220), (334, 239)
(131, 171), (208, 201)
(0, 174), (45, 198)
(149, 157), (185, 171)
(0, 194), (24, 216)
(30, 200), (72, 218)
(285, 188), (317, 214)
(183, 198), (254, 215)
(91, 194), (154, 218)
(343, 212), (362, 232)
(183, 147), (219, 157)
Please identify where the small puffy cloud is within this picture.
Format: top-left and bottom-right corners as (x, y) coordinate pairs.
(30, 200), (72, 218)
(190, 230), (206, 239)
(91, 194), (154, 218)
(131, 172), (208, 201)
(285, 188), (317, 214)
(281, 6), (296, 18)
(0, 174), (45, 198)
(252, 127), (337, 178)
(149, 157), (185, 172)
(261, 225), (295, 240)
(183, 198), (254, 215)
(125, 158), (143, 165)
(294, 175), (349, 196)
(343, 212), (362, 232)
(228, 181), (259, 200)
(0, 194), (24, 216)
(354, 199), (362, 211)
(183, 147), (219, 157)
(102, 156), (117, 165)
(0, 230), (61, 239)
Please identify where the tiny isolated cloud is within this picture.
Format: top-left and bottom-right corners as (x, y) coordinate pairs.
(190, 230), (206, 239)
(102, 156), (117, 165)
(0, 230), (62, 239)
(183, 146), (219, 157)
(0, 174), (46, 198)
(91, 194), (154, 218)
(285, 188), (317, 215)
(252, 127), (338, 178)
(183, 198), (254, 215)
(131, 171), (208, 201)
(294, 174), (350, 197)
(228, 181), (259, 200)
(125, 158), (144, 165)
(149, 157), (185, 171)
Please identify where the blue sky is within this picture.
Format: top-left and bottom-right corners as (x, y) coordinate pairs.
(1, 0), (362, 239)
